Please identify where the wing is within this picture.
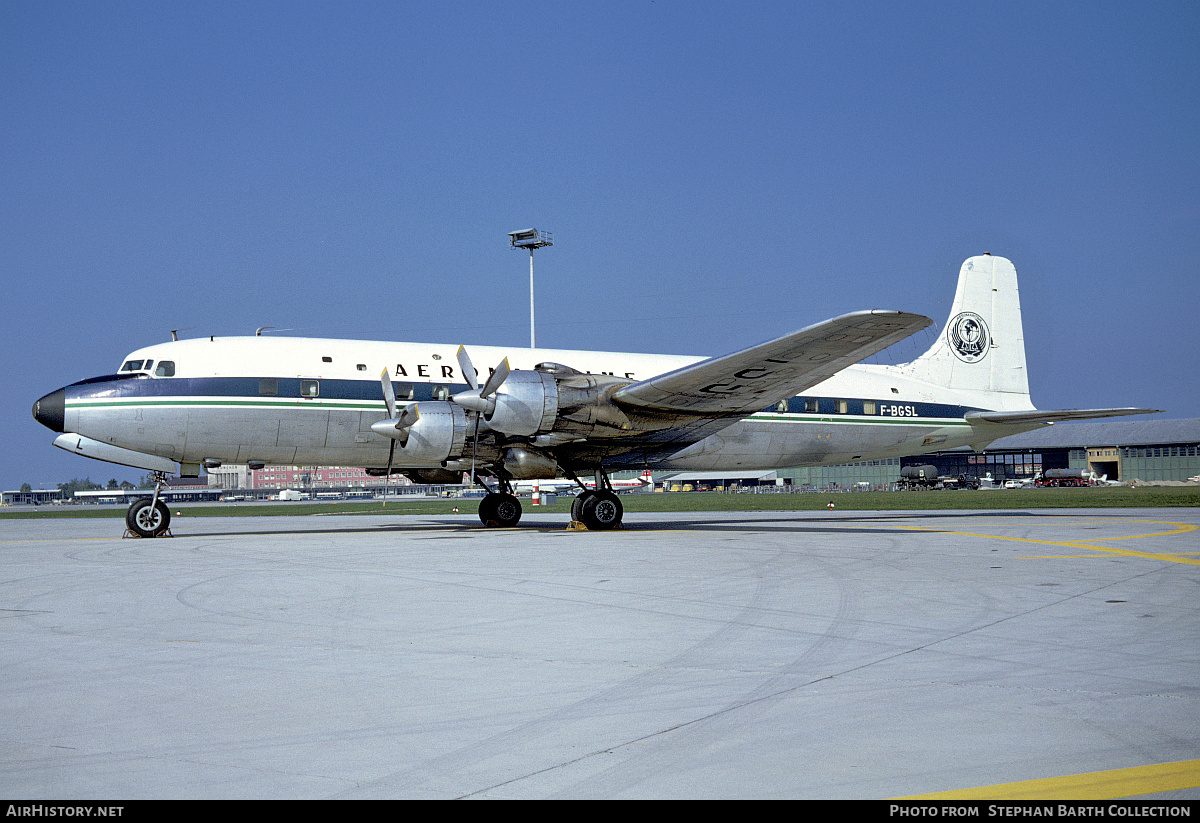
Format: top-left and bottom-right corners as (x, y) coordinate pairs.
(966, 408), (1161, 425)
(612, 310), (932, 415)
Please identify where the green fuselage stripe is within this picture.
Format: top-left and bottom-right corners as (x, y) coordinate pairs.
(67, 399), (971, 426)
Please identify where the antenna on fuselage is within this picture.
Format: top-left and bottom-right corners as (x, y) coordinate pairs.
(256, 326), (274, 337)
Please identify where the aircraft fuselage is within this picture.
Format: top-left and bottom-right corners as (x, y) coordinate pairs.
(34, 335), (1015, 478)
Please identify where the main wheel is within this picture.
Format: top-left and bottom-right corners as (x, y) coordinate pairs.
(479, 492), (522, 528)
(571, 490), (596, 523)
(579, 490), (622, 531)
(126, 498), (171, 538)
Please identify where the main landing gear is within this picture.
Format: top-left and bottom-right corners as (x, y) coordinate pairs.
(470, 469), (625, 530)
(124, 472), (172, 538)
(569, 470), (623, 531)
(478, 489), (523, 528)
(469, 472), (524, 528)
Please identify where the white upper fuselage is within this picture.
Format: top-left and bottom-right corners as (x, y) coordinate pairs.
(116, 333), (1029, 412)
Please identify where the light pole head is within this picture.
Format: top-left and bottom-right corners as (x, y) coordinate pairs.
(509, 228), (553, 250)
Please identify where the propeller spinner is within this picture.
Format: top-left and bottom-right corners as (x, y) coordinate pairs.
(373, 369), (420, 441)
(452, 346), (510, 414)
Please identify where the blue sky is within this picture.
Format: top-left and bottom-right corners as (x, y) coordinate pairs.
(3, 1), (1197, 488)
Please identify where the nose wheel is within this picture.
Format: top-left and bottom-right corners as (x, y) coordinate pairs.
(125, 497), (171, 538)
(124, 471), (172, 538)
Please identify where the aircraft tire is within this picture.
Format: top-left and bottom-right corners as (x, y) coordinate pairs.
(580, 490), (622, 531)
(571, 490), (596, 523)
(479, 492), (522, 528)
(126, 498), (170, 538)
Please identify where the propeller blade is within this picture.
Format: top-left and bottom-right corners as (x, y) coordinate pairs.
(456, 346), (479, 391)
(396, 403), (419, 429)
(369, 403), (420, 440)
(480, 357), (510, 398)
(380, 368), (397, 419)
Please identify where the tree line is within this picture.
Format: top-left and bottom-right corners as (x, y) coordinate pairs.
(17, 476), (159, 498)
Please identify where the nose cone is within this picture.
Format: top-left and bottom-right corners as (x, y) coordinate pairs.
(33, 389), (66, 432)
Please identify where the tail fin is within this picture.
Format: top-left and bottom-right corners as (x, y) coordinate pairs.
(901, 254), (1032, 407)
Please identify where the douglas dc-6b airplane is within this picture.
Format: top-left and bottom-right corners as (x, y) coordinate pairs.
(33, 254), (1156, 536)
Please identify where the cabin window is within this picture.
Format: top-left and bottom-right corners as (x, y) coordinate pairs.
(836, 399), (848, 414)
(300, 380), (320, 398)
(804, 399), (819, 413)
(356, 364), (367, 371)
(431, 384), (449, 401)
(863, 401), (876, 415)
(155, 361), (175, 377)
(774, 399), (788, 413)
(259, 378), (278, 396)
(322, 356), (332, 363)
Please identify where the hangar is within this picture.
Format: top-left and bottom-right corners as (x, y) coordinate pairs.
(779, 417), (1200, 489)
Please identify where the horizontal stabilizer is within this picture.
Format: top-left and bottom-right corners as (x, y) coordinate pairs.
(614, 310), (931, 415)
(966, 408), (1161, 425)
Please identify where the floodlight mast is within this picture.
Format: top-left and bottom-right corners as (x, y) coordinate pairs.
(508, 228), (553, 348)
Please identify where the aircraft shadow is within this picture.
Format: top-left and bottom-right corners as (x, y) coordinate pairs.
(154, 508), (1118, 539)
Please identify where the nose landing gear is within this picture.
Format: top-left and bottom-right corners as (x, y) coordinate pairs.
(124, 472), (173, 538)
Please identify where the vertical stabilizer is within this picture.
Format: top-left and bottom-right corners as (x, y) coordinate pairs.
(901, 255), (1032, 407)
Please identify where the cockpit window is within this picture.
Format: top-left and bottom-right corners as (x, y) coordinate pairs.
(154, 361), (175, 377)
(120, 360), (145, 372)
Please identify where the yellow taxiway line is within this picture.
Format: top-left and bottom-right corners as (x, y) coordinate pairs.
(896, 758), (1200, 800)
(898, 520), (1200, 566)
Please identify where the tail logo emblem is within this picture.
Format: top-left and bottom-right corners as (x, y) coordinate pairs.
(947, 312), (990, 362)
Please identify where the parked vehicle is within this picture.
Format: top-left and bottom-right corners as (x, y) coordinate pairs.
(1035, 468), (1092, 488)
(898, 465), (940, 490)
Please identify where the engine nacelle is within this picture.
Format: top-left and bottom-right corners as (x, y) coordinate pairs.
(485, 371), (559, 437)
(395, 402), (468, 463)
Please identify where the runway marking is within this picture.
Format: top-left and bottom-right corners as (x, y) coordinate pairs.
(896, 758), (1200, 800)
(898, 520), (1200, 566)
